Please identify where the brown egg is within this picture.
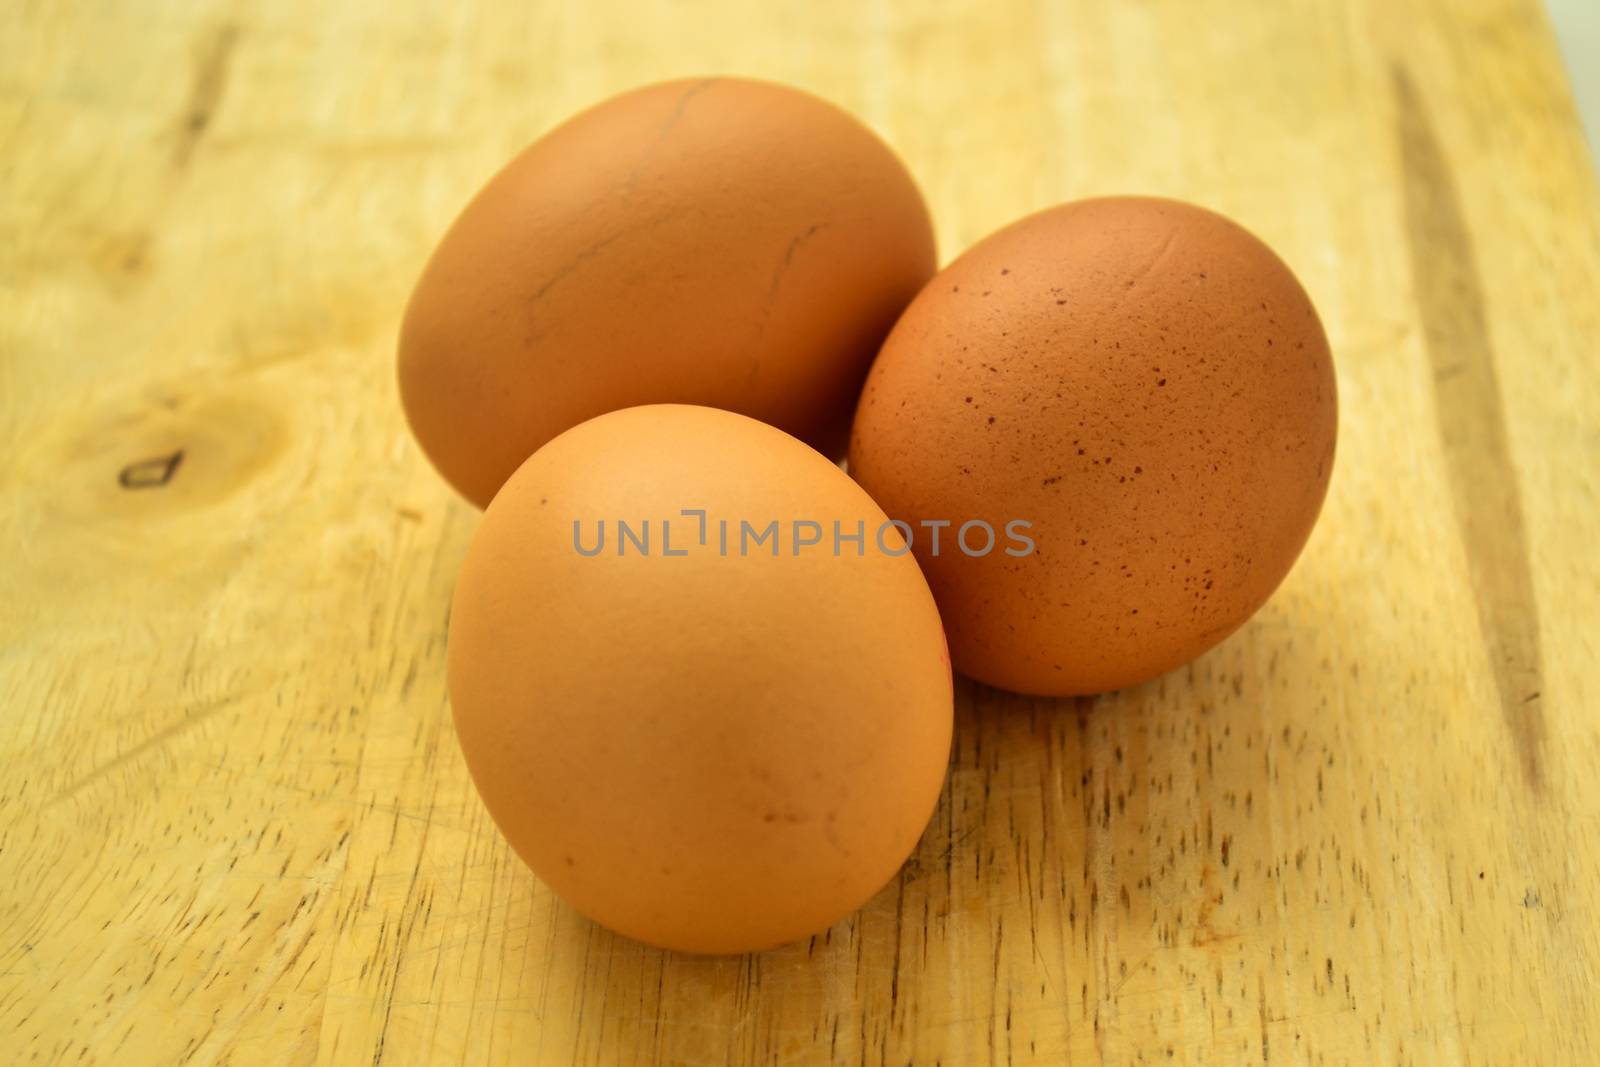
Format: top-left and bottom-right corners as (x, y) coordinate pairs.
(448, 405), (952, 953)
(849, 197), (1337, 696)
(400, 77), (935, 507)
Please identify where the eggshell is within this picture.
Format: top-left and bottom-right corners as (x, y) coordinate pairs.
(849, 197), (1337, 696)
(400, 77), (936, 507)
(448, 405), (952, 953)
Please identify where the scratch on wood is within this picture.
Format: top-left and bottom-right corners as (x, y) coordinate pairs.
(1393, 64), (1546, 790)
(50, 692), (242, 804)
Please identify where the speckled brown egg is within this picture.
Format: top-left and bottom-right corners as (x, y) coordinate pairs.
(849, 197), (1337, 696)
(400, 77), (936, 507)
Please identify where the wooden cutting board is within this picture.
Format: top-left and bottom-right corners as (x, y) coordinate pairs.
(3, 0), (1597, 1063)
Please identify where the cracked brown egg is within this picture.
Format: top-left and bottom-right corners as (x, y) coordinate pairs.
(399, 77), (935, 507)
(849, 197), (1338, 696)
(448, 405), (953, 953)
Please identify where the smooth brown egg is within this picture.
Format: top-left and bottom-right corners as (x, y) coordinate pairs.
(849, 197), (1337, 696)
(400, 77), (936, 507)
(448, 405), (953, 954)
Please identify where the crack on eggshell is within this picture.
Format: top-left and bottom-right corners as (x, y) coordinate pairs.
(769, 222), (831, 297)
(621, 77), (721, 192)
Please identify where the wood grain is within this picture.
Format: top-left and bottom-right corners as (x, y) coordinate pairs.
(3, 1), (1598, 1063)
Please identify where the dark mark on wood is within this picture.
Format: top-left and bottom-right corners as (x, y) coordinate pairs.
(1258, 973), (1270, 1062)
(174, 24), (240, 168)
(118, 449), (185, 489)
